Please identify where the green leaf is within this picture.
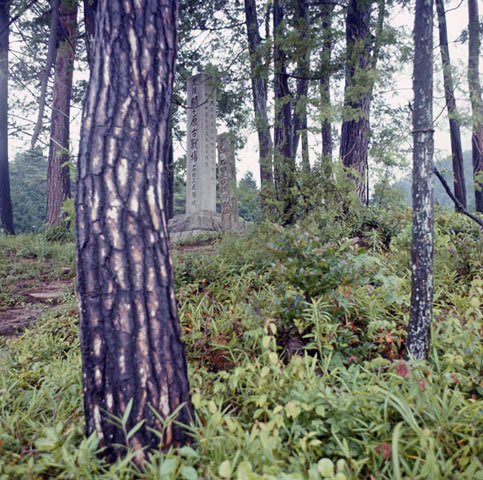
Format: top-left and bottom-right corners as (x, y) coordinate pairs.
(180, 465), (198, 480)
(179, 446), (199, 459)
(219, 460), (232, 478)
(318, 458), (334, 477)
(121, 398), (134, 426)
(126, 419), (145, 440)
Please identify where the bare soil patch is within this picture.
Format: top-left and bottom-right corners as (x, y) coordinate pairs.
(0, 280), (73, 336)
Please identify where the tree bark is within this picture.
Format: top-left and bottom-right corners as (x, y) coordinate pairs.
(76, 0), (192, 462)
(435, 0), (467, 210)
(0, 0), (14, 234)
(273, 0), (295, 223)
(320, 4), (334, 176)
(339, 0), (373, 205)
(407, 0), (434, 360)
(292, 0), (310, 173)
(46, 0), (77, 226)
(83, 0), (98, 69)
(244, 0), (274, 211)
(468, 0), (483, 212)
(31, 0), (59, 148)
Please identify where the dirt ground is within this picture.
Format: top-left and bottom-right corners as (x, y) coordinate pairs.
(0, 241), (216, 337)
(0, 280), (73, 337)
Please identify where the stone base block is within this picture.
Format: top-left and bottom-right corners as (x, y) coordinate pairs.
(168, 211), (222, 241)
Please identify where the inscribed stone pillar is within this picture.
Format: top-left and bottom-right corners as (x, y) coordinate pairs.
(217, 133), (239, 232)
(186, 73), (217, 214)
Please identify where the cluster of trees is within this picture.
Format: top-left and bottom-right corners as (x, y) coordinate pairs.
(0, 0), (481, 464)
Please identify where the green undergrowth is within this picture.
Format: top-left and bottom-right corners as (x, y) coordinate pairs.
(0, 209), (481, 479)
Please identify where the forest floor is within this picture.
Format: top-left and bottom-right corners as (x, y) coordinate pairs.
(0, 279), (72, 337)
(0, 240), (214, 337)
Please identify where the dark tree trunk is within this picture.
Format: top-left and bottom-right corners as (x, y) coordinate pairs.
(435, 0), (467, 210)
(468, 0), (483, 212)
(83, 0), (98, 68)
(292, 0), (310, 173)
(46, 0), (77, 226)
(76, 0), (192, 462)
(407, 0), (434, 360)
(244, 0), (274, 211)
(273, 0), (295, 223)
(0, 0), (13, 234)
(339, 0), (373, 205)
(320, 4), (334, 176)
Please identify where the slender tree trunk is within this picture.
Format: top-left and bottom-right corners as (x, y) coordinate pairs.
(83, 0), (98, 69)
(339, 0), (373, 204)
(165, 134), (174, 220)
(76, 0), (192, 462)
(292, 0), (310, 173)
(407, 0), (434, 360)
(468, 0), (483, 212)
(46, 0), (77, 226)
(435, 0), (467, 210)
(273, 0), (295, 223)
(244, 0), (274, 212)
(0, 0), (13, 234)
(320, 4), (334, 176)
(31, 0), (59, 148)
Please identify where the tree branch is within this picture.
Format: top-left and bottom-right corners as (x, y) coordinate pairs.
(434, 166), (483, 227)
(0, 0), (41, 36)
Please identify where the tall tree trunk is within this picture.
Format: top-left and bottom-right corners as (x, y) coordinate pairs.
(320, 4), (334, 176)
(165, 134), (174, 220)
(407, 0), (434, 360)
(244, 0), (274, 212)
(435, 0), (467, 210)
(273, 0), (295, 223)
(46, 0), (77, 226)
(76, 0), (192, 463)
(292, 0), (310, 173)
(0, 0), (14, 234)
(339, 0), (373, 204)
(31, 0), (59, 148)
(83, 0), (98, 69)
(468, 0), (483, 212)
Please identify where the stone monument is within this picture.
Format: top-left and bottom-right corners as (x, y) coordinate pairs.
(218, 133), (239, 232)
(168, 73), (222, 240)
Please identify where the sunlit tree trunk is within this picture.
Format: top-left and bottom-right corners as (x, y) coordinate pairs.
(407, 0), (434, 360)
(435, 0), (467, 210)
(0, 0), (14, 234)
(468, 0), (483, 212)
(244, 0), (274, 212)
(76, 0), (192, 462)
(46, 0), (78, 226)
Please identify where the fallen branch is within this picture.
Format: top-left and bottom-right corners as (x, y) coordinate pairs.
(434, 166), (483, 228)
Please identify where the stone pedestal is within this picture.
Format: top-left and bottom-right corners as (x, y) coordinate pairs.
(168, 211), (222, 241)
